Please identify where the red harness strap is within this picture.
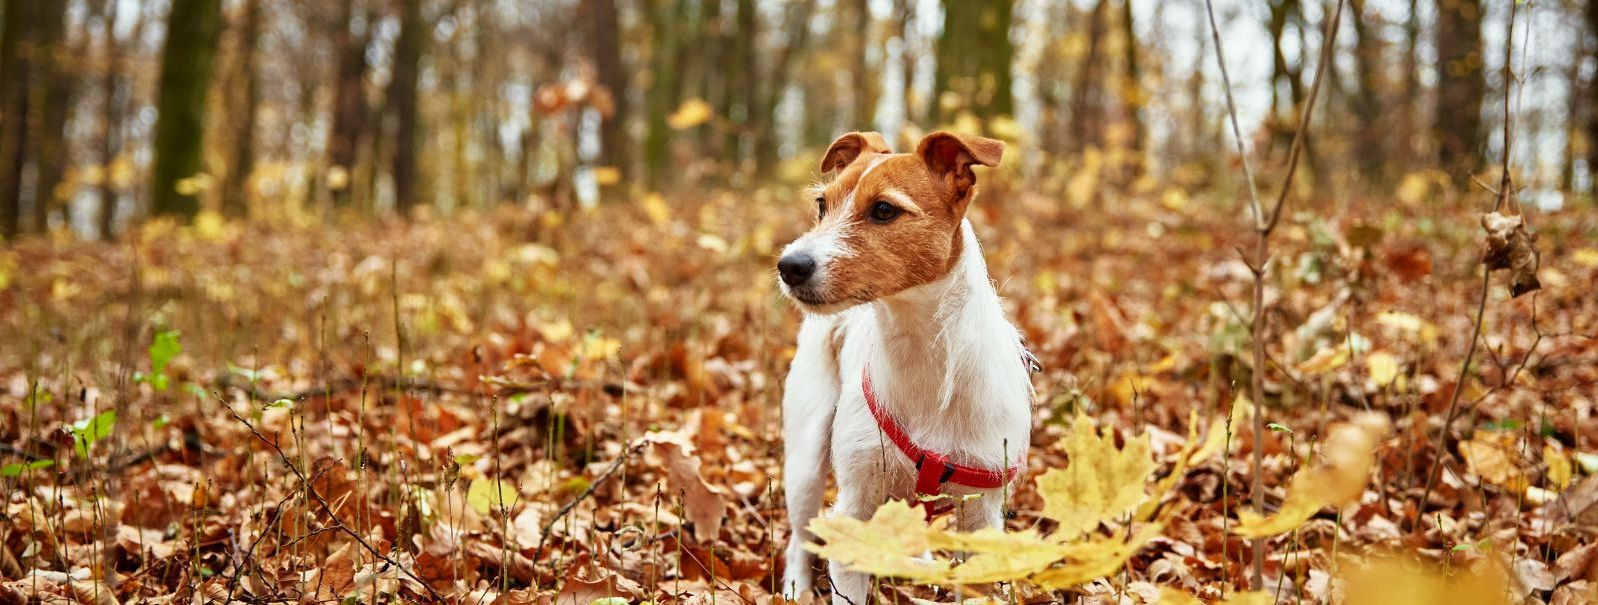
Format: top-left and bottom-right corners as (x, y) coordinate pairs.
(860, 367), (1025, 514)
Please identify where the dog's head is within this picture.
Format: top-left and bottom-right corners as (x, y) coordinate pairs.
(776, 130), (1004, 314)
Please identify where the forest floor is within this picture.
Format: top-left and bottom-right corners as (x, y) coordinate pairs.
(1, 180), (1597, 604)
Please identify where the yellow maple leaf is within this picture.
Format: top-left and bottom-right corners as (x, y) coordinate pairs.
(1158, 587), (1272, 605)
(1139, 411), (1227, 521)
(1038, 412), (1158, 538)
(804, 500), (951, 582)
(1234, 414), (1389, 537)
(935, 529), (1072, 584)
(1343, 554), (1512, 605)
(1029, 524), (1161, 589)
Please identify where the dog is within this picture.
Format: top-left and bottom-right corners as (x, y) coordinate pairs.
(777, 131), (1034, 603)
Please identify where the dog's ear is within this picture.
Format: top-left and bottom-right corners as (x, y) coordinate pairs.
(915, 131), (1004, 200)
(820, 132), (893, 174)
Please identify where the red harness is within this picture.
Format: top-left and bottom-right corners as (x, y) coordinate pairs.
(860, 367), (1026, 515)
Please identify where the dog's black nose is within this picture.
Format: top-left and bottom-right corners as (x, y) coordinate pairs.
(778, 253), (817, 286)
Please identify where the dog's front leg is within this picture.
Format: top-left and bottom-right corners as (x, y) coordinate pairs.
(782, 319), (841, 600)
(825, 483), (878, 605)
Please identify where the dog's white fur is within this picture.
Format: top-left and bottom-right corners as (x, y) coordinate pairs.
(780, 220), (1032, 603)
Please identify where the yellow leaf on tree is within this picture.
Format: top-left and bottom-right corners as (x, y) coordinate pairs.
(1366, 350), (1401, 387)
(1038, 413), (1157, 538)
(666, 98), (714, 129)
(1234, 414), (1389, 537)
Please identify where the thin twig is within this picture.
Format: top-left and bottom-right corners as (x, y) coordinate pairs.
(532, 439), (646, 563)
(1419, 0), (1522, 523)
(1203, 0), (1345, 590)
(219, 397), (446, 603)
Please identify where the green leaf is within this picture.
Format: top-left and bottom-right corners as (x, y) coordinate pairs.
(70, 411), (118, 459)
(149, 329), (182, 375)
(1267, 423), (1294, 434)
(266, 398), (293, 409)
(0, 459), (55, 476)
(589, 598), (630, 605)
(466, 478), (520, 516)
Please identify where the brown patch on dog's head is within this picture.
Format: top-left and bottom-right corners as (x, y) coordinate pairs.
(776, 131), (1005, 312)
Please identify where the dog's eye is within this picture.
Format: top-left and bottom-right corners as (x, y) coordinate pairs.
(815, 197), (826, 220)
(868, 201), (901, 223)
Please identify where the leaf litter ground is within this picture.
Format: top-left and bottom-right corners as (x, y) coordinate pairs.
(1, 188), (1596, 603)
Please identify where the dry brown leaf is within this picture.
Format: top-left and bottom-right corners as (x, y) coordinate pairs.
(643, 429), (728, 542)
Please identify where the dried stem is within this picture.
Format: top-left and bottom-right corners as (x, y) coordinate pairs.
(220, 398), (446, 603)
(1418, 0), (1521, 524)
(1203, 0), (1345, 590)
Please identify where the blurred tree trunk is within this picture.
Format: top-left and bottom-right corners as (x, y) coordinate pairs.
(895, 0), (916, 129)
(28, 0), (71, 233)
(1399, 0), (1420, 172)
(325, 0), (370, 209)
(98, 0), (132, 239)
(724, 0), (756, 167)
(1586, 0), (1598, 190)
(0, 1), (32, 239)
(151, 0), (223, 220)
(753, 0), (813, 173)
(1350, 0), (1386, 183)
(1432, 0), (1484, 173)
(850, 0), (876, 130)
(1266, 0), (1304, 153)
(932, 0), (1013, 125)
(222, 0), (261, 219)
(644, 0), (687, 188)
(390, 0), (423, 213)
(1068, 0), (1108, 155)
(586, 0), (628, 179)
(1120, 0), (1144, 177)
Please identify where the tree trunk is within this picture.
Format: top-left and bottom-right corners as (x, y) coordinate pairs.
(1586, 0), (1598, 191)
(1350, 0), (1386, 183)
(851, 0), (876, 130)
(1068, 0), (1109, 155)
(390, 0), (423, 213)
(97, 0), (130, 239)
(1266, 0), (1304, 153)
(0, 1), (32, 239)
(1120, 0), (1144, 177)
(1399, 0), (1420, 172)
(723, 0), (755, 167)
(644, 0), (687, 188)
(896, 0), (916, 129)
(151, 0), (223, 220)
(222, 0), (261, 218)
(28, 0), (71, 233)
(1432, 0), (1485, 173)
(932, 0), (1013, 125)
(586, 0), (627, 178)
(325, 0), (370, 209)
(752, 0), (817, 172)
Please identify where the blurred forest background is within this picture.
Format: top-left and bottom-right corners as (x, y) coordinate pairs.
(0, 0), (1595, 240)
(5, 0), (1598, 603)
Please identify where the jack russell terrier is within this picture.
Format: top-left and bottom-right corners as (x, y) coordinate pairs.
(777, 131), (1034, 603)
